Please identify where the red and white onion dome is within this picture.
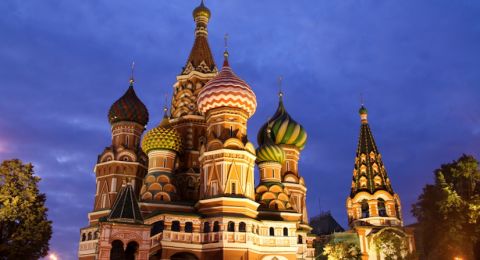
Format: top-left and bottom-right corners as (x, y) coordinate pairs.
(197, 54), (257, 118)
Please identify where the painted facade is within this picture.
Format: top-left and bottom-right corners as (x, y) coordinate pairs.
(78, 1), (315, 259)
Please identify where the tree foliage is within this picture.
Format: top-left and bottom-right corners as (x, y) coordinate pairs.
(322, 240), (360, 260)
(373, 229), (409, 260)
(0, 159), (52, 259)
(412, 154), (480, 260)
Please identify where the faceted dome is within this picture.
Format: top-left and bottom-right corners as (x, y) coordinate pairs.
(108, 84), (149, 126)
(141, 116), (183, 154)
(256, 143), (285, 164)
(197, 57), (257, 118)
(258, 96), (307, 150)
(193, 0), (211, 19)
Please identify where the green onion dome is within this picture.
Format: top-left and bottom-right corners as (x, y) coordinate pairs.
(141, 115), (183, 154)
(257, 95), (307, 150)
(256, 143), (285, 164)
(108, 83), (149, 126)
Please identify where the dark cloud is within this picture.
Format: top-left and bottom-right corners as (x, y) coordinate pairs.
(1, 0), (479, 258)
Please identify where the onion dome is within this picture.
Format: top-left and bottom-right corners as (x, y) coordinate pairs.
(193, 0), (211, 19)
(197, 53), (257, 118)
(108, 81), (149, 126)
(141, 112), (183, 154)
(256, 128), (285, 164)
(258, 93), (307, 150)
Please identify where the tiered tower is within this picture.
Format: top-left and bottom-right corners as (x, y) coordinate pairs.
(89, 78), (149, 224)
(196, 51), (259, 217)
(258, 92), (309, 225)
(168, 0), (218, 202)
(346, 105), (402, 227)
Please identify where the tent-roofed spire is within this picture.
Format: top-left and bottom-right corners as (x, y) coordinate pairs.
(107, 181), (143, 224)
(182, 0), (217, 75)
(350, 105), (394, 197)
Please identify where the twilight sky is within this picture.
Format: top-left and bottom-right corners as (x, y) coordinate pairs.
(1, 0), (480, 258)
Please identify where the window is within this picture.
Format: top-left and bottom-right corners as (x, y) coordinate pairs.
(231, 182), (236, 195)
(378, 199), (387, 217)
(298, 235), (303, 244)
(185, 222), (193, 233)
(163, 158), (167, 168)
(203, 222), (211, 233)
(151, 221), (164, 236)
(286, 162), (290, 171)
(211, 181), (218, 196)
(111, 178), (117, 192)
(101, 194), (107, 208)
(82, 233), (86, 241)
(171, 221), (180, 232)
(269, 227), (275, 236)
(126, 136), (129, 146)
(361, 200), (369, 218)
(239, 222), (246, 232)
(283, 227), (288, 236)
(87, 232), (92, 240)
(213, 221), (220, 232)
(228, 221), (235, 232)
(230, 126), (233, 137)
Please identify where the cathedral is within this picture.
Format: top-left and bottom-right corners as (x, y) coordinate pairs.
(78, 1), (414, 259)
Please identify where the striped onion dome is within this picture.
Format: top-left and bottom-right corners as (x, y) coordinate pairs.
(197, 54), (257, 118)
(258, 94), (307, 150)
(256, 128), (285, 164)
(108, 82), (149, 126)
(141, 113), (183, 154)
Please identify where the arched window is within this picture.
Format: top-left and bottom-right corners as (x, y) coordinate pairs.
(239, 222), (246, 232)
(361, 200), (370, 218)
(171, 221), (180, 232)
(378, 198), (387, 217)
(283, 227), (288, 236)
(269, 227), (275, 236)
(227, 221), (235, 232)
(94, 231), (99, 239)
(203, 222), (211, 233)
(125, 241), (138, 260)
(298, 235), (303, 244)
(151, 221), (164, 236)
(231, 182), (236, 195)
(110, 240), (124, 260)
(185, 222), (193, 233)
(81, 233), (86, 241)
(395, 203), (401, 219)
(87, 232), (92, 240)
(213, 221), (220, 232)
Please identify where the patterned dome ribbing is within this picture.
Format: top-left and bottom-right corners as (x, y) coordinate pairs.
(258, 95), (307, 150)
(141, 114), (183, 154)
(108, 83), (149, 126)
(197, 54), (257, 117)
(256, 127), (285, 164)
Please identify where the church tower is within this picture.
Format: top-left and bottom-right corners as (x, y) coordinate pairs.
(168, 0), (218, 202)
(258, 92), (309, 225)
(346, 105), (402, 227)
(89, 77), (149, 224)
(196, 50), (259, 218)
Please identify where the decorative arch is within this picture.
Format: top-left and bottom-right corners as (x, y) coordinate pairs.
(170, 252), (199, 260)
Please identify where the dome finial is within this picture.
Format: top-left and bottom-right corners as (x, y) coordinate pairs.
(359, 94), (368, 123)
(223, 33), (229, 67)
(277, 76), (284, 100)
(129, 61), (135, 86)
(163, 94), (169, 118)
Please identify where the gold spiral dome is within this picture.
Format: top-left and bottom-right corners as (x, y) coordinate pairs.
(141, 116), (183, 154)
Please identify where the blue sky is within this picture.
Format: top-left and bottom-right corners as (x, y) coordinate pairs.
(1, 0), (480, 258)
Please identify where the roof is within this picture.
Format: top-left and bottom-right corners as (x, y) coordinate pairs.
(310, 212), (345, 236)
(182, 34), (216, 75)
(350, 106), (394, 197)
(107, 183), (143, 224)
(108, 84), (149, 126)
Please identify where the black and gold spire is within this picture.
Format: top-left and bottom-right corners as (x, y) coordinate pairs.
(182, 0), (217, 74)
(350, 105), (394, 197)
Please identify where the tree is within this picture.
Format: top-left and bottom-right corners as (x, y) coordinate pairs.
(322, 240), (360, 260)
(0, 159), (52, 259)
(412, 154), (480, 260)
(373, 229), (409, 260)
